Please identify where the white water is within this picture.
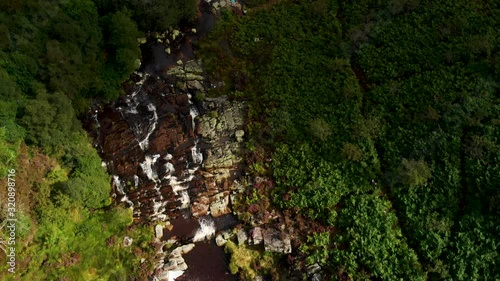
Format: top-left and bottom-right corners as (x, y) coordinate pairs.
(153, 200), (166, 216)
(189, 106), (199, 132)
(133, 175), (139, 189)
(112, 175), (134, 208)
(167, 270), (184, 281)
(164, 162), (175, 178)
(179, 190), (190, 209)
(140, 154), (160, 182)
(191, 140), (203, 165)
(193, 217), (216, 242)
(138, 103), (158, 150)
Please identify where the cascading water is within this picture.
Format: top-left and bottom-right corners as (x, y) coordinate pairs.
(85, 2), (242, 278)
(191, 140), (203, 165)
(140, 154), (161, 182)
(138, 103), (158, 150)
(193, 217), (216, 242)
(112, 175), (134, 208)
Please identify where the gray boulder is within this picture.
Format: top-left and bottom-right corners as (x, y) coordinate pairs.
(263, 228), (291, 254)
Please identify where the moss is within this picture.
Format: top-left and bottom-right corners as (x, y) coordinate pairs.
(208, 110), (219, 118)
(224, 240), (275, 279)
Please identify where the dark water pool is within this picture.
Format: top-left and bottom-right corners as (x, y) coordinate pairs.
(164, 213), (240, 280)
(181, 240), (237, 281)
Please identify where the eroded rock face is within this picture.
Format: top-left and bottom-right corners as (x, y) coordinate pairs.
(87, 53), (248, 225)
(87, 58), (248, 281)
(90, 73), (203, 222)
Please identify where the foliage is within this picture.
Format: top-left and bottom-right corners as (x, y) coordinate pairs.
(200, 0), (500, 278)
(0, 0), (173, 279)
(332, 194), (424, 280)
(93, 0), (197, 32)
(224, 239), (277, 279)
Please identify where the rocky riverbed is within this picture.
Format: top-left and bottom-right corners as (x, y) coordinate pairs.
(85, 1), (299, 280)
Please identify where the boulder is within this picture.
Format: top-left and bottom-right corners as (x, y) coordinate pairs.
(307, 263), (323, 281)
(155, 224), (164, 239)
(263, 229), (291, 254)
(237, 229), (248, 245)
(187, 80), (204, 91)
(123, 236), (133, 247)
(164, 257), (187, 271)
(249, 227), (263, 245)
(184, 60), (203, 74)
(172, 29), (180, 40)
(235, 130), (245, 142)
(215, 234), (227, 246)
(181, 243), (195, 254)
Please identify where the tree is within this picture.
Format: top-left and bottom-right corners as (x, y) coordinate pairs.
(342, 142), (363, 161)
(398, 158), (432, 187)
(309, 118), (332, 142)
(21, 91), (79, 156)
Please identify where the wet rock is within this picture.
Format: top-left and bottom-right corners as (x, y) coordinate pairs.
(215, 234), (227, 246)
(191, 196), (210, 217)
(181, 243), (195, 254)
(263, 229), (292, 254)
(165, 246), (189, 271)
(249, 227), (263, 245)
(237, 229), (248, 245)
(123, 236), (133, 247)
(164, 257), (187, 271)
(155, 224), (164, 239)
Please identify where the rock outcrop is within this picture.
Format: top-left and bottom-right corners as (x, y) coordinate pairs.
(263, 228), (292, 254)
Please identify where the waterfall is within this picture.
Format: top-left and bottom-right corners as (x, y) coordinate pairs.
(193, 217), (216, 242)
(112, 175), (134, 208)
(179, 190), (190, 209)
(191, 140), (203, 165)
(189, 106), (199, 132)
(167, 270), (184, 281)
(140, 154), (160, 182)
(138, 103), (158, 150)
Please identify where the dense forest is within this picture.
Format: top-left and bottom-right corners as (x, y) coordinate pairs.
(200, 0), (499, 279)
(0, 0), (196, 280)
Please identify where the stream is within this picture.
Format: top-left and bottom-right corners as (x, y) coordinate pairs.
(85, 1), (243, 280)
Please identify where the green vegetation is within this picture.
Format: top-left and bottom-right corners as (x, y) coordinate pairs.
(225, 239), (277, 280)
(0, 0), (195, 279)
(201, 0), (499, 279)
